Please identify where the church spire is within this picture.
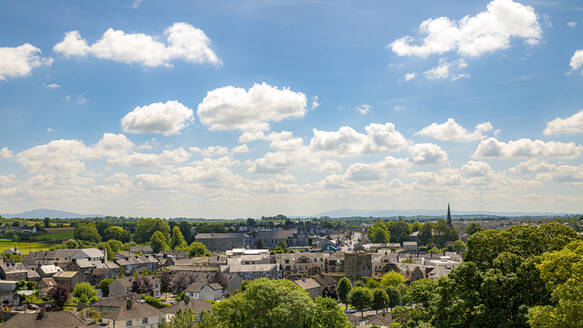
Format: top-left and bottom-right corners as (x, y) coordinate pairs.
(447, 203), (452, 227)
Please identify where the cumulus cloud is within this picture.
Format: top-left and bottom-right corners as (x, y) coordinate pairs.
(310, 122), (408, 156)
(121, 100), (194, 135)
(570, 50), (583, 73)
(416, 118), (494, 141)
(345, 156), (410, 181)
(0, 147), (14, 159)
(543, 110), (583, 135)
(197, 83), (307, 132)
(313, 160), (342, 173)
(354, 104), (372, 115)
(53, 22), (220, 67)
(510, 159), (556, 175)
(461, 160), (492, 177)
(408, 143), (448, 165)
(423, 58), (469, 81)
(404, 73), (416, 81)
(389, 0), (541, 58)
(0, 44), (52, 80)
(473, 137), (583, 158)
(200, 146), (229, 157)
(231, 144), (249, 154)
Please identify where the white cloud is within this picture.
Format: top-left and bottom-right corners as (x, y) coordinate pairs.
(354, 104), (372, 115)
(310, 123), (408, 156)
(423, 58), (469, 81)
(569, 50), (583, 72)
(416, 118), (494, 141)
(404, 73), (416, 81)
(0, 44), (52, 80)
(43, 82), (60, 88)
(389, 0), (541, 58)
(132, 0), (144, 8)
(567, 22), (577, 28)
(510, 159), (556, 175)
(64, 94), (88, 105)
(313, 160), (342, 173)
(311, 96), (320, 109)
(345, 156), (410, 181)
(461, 160), (492, 177)
(201, 146), (229, 157)
(543, 110), (583, 135)
(47, 128), (54, 133)
(121, 100), (194, 135)
(0, 147), (13, 159)
(53, 22), (220, 67)
(408, 143), (448, 165)
(535, 164), (583, 184)
(232, 144), (249, 154)
(394, 105), (406, 112)
(197, 83), (307, 132)
(473, 137), (583, 158)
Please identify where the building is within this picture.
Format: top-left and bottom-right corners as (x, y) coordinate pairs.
(22, 248), (104, 268)
(294, 278), (321, 298)
(194, 233), (249, 252)
(254, 229), (309, 249)
(402, 241), (418, 251)
(35, 264), (63, 278)
(344, 252), (372, 281)
(2, 310), (89, 328)
(109, 276), (161, 298)
(161, 297), (212, 323)
(228, 263), (281, 280)
(101, 301), (161, 328)
(53, 271), (83, 291)
(0, 262), (28, 281)
(114, 252), (159, 276)
(200, 283), (223, 301)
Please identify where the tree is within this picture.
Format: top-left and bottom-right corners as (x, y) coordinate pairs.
(465, 223), (483, 236)
(336, 277), (352, 304)
(178, 221), (194, 244)
(348, 287), (373, 318)
(135, 218), (170, 244)
(387, 220), (411, 243)
(276, 239), (288, 251)
(405, 279), (436, 309)
(170, 226), (187, 250)
(48, 284), (69, 309)
(44, 217), (50, 228)
(372, 288), (390, 314)
(73, 282), (98, 305)
(73, 222), (101, 243)
(368, 221), (390, 243)
(131, 276), (153, 294)
(158, 268), (172, 294)
(385, 286), (401, 308)
(366, 278), (381, 289)
(188, 242), (209, 257)
(449, 240), (466, 254)
(98, 278), (114, 297)
(418, 223), (434, 246)
(528, 240), (583, 328)
(173, 272), (194, 294)
(201, 278), (351, 328)
(159, 308), (199, 328)
(104, 243), (114, 261)
(66, 239), (80, 249)
(104, 225), (130, 242)
(150, 231), (169, 253)
(381, 271), (405, 288)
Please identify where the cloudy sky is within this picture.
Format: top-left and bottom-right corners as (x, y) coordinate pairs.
(1, 0), (583, 218)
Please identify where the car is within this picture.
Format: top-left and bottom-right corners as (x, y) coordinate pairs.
(28, 304), (39, 310)
(343, 308), (357, 313)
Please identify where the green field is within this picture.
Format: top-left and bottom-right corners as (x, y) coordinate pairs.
(30, 230), (74, 241)
(0, 240), (54, 254)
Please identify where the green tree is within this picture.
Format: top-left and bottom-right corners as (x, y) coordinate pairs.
(104, 225), (130, 242)
(387, 220), (411, 243)
(73, 282), (98, 305)
(365, 278), (381, 289)
(201, 278), (350, 328)
(159, 308), (199, 328)
(465, 222), (483, 236)
(188, 242), (209, 257)
(314, 297), (352, 328)
(170, 226), (187, 250)
(528, 240), (583, 328)
(418, 223), (434, 246)
(44, 217), (50, 228)
(135, 218), (170, 244)
(368, 221), (390, 243)
(381, 271), (405, 288)
(405, 279), (436, 309)
(348, 287), (373, 318)
(66, 239), (80, 249)
(178, 221), (194, 244)
(371, 288), (390, 314)
(104, 243), (114, 261)
(385, 286), (401, 308)
(150, 231), (170, 253)
(98, 278), (114, 297)
(336, 277), (352, 304)
(73, 222), (101, 243)
(276, 239), (288, 251)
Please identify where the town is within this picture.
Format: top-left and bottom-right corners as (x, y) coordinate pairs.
(0, 208), (581, 328)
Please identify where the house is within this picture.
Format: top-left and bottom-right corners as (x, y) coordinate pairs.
(101, 301), (161, 328)
(22, 248), (104, 268)
(35, 264), (63, 278)
(53, 271), (83, 291)
(326, 253), (345, 273)
(114, 252), (159, 276)
(0, 262), (28, 281)
(2, 310), (89, 328)
(402, 241), (418, 251)
(0, 280), (19, 307)
(294, 278), (321, 298)
(109, 276), (161, 298)
(161, 297), (211, 323)
(194, 233), (250, 251)
(228, 263), (281, 280)
(38, 278), (57, 297)
(3, 225), (37, 234)
(254, 229), (309, 249)
(184, 281), (205, 299)
(366, 312), (394, 327)
(129, 246), (153, 254)
(200, 283), (223, 301)
(90, 293), (139, 312)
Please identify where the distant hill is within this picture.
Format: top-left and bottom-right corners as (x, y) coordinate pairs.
(317, 208), (575, 218)
(2, 209), (103, 219)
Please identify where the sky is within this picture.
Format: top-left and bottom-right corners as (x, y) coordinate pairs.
(1, 0), (583, 218)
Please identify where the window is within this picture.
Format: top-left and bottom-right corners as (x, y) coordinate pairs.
(126, 320), (132, 327)
(142, 318), (148, 324)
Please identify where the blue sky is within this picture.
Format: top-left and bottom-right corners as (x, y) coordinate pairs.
(1, 0), (582, 218)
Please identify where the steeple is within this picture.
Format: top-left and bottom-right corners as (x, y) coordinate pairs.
(447, 203), (452, 227)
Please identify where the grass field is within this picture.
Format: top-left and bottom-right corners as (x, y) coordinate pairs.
(30, 229), (74, 241)
(0, 241), (54, 254)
